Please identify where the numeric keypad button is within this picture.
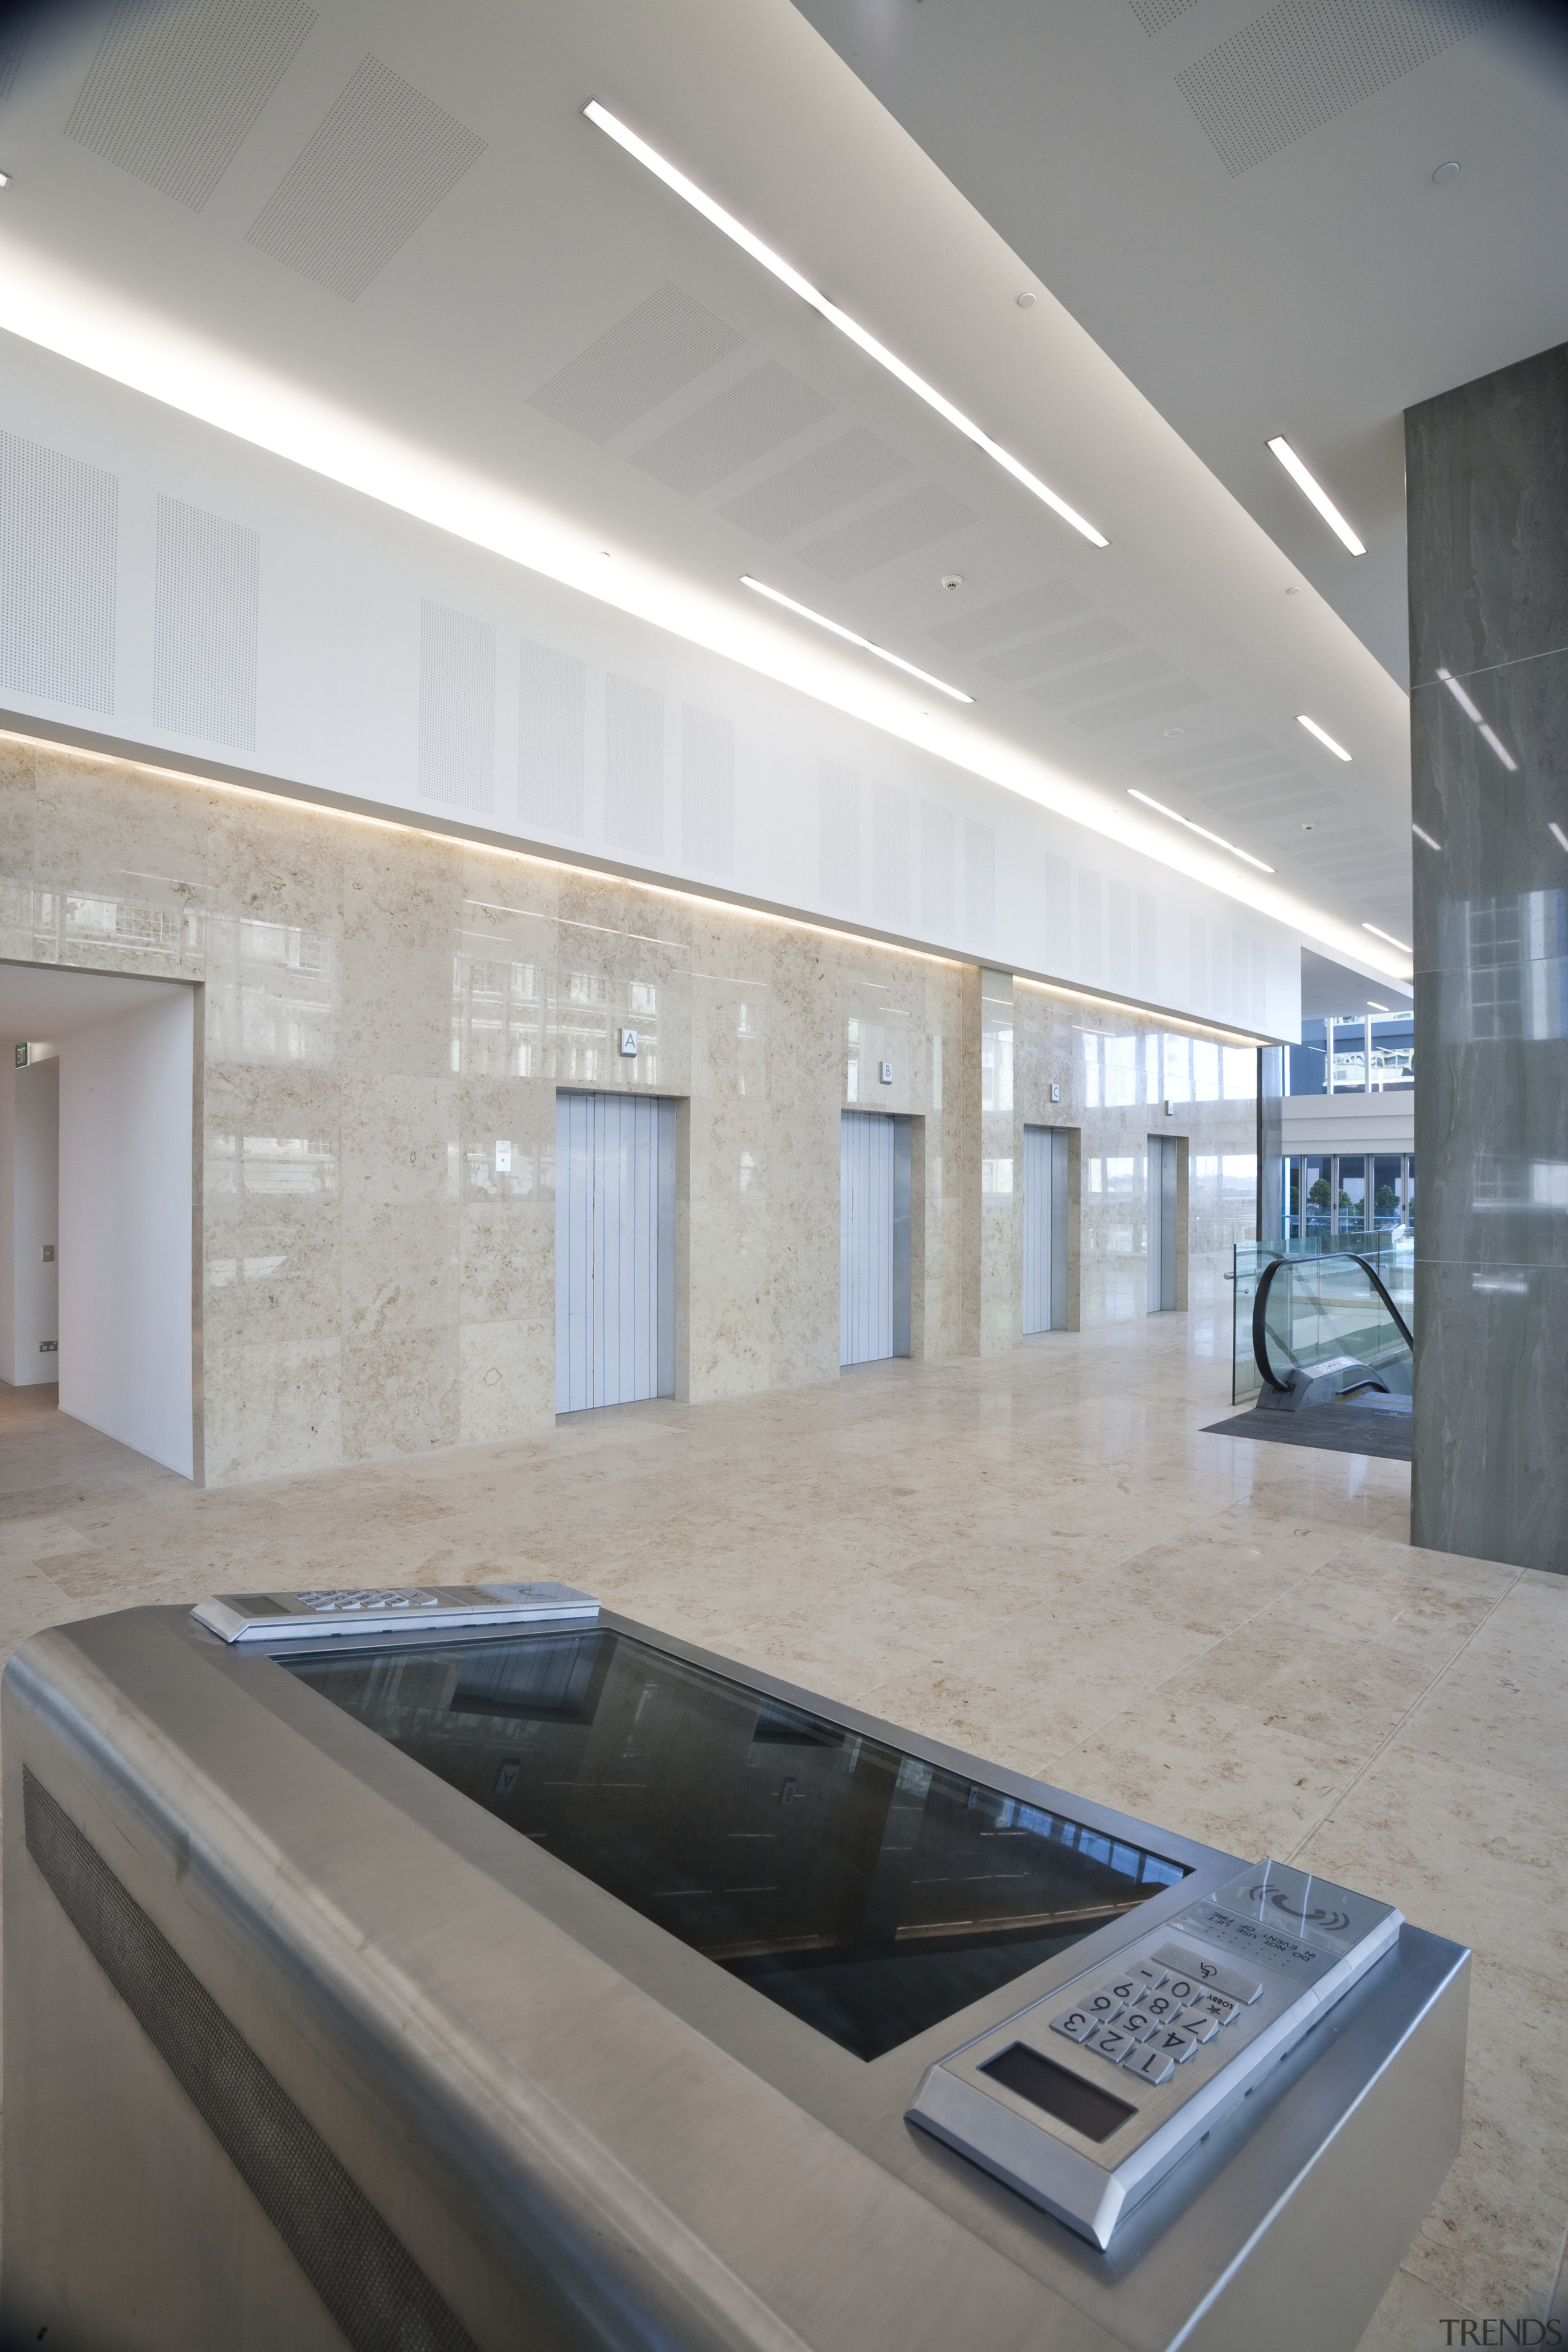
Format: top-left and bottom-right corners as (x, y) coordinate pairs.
(1085, 1989), (1125, 2021)
(1051, 2009), (1098, 2043)
(1173, 2006), (1219, 2042)
(1088, 2026), (1136, 2063)
(1120, 2007), (1159, 2040)
(1126, 2043), (1177, 2086)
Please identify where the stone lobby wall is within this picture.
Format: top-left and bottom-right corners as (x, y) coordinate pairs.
(0, 734), (1259, 1482)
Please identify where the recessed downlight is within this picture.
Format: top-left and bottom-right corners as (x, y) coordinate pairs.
(1297, 714), (1351, 761)
(1432, 160), (1460, 186)
(740, 576), (974, 701)
(1267, 437), (1366, 556)
(1127, 788), (1276, 873)
(584, 102), (1109, 549)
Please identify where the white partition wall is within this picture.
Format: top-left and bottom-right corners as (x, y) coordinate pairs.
(556, 1092), (677, 1413)
(840, 1112), (912, 1368)
(1022, 1125), (1069, 1336)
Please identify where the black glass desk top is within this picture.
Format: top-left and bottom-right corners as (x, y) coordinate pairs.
(285, 1626), (1186, 2061)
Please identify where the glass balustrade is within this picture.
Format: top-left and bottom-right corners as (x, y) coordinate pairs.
(1231, 1232), (1414, 1406)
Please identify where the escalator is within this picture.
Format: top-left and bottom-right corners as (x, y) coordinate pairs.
(1251, 1248), (1413, 1411)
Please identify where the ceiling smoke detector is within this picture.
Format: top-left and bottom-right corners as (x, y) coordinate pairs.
(941, 574), (964, 591)
(1432, 160), (1461, 186)
(1016, 292), (1035, 307)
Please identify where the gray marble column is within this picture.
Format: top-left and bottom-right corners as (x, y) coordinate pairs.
(1406, 342), (1568, 1574)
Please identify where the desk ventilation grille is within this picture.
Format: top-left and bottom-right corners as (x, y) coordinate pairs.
(65, 0), (317, 209)
(528, 285), (742, 445)
(246, 55), (485, 298)
(154, 496), (260, 750)
(22, 1768), (480, 2352)
(0, 8), (36, 99)
(0, 431), (117, 714)
(1178, 0), (1517, 175)
(420, 601), (495, 812)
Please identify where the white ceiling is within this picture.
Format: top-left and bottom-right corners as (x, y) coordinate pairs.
(1300, 948), (1413, 1023)
(0, 962), (190, 1044)
(0, 0), (1447, 966)
(790, 0), (1568, 690)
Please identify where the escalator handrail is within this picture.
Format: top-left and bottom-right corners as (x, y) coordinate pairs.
(1251, 1248), (1415, 1393)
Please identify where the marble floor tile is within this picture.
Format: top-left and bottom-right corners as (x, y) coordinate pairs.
(0, 1301), (1561, 2345)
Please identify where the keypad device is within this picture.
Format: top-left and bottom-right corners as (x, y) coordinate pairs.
(909, 1859), (1402, 2251)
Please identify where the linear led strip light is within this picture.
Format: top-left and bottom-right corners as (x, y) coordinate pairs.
(1267, 437), (1366, 556)
(1297, 713), (1351, 761)
(1127, 788), (1275, 874)
(584, 102), (1109, 549)
(741, 577), (972, 699)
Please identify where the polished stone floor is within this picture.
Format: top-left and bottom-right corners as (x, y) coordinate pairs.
(0, 1277), (1563, 2349)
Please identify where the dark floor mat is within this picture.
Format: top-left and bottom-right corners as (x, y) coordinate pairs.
(1202, 1400), (1412, 1461)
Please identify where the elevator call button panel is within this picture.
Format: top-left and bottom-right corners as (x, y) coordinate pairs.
(908, 1860), (1401, 2248)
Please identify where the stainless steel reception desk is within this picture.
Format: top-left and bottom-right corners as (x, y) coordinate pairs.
(1, 1603), (1468, 2351)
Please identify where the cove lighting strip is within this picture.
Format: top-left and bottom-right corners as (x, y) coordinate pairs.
(1364, 923), (1411, 954)
(584, 101), (1109, 549)
(1297, 713), (1351, 761)
(1267, 437), (1366, 556)
(1436, 666), (1518, 771)
(1127, 788), (1275, 873)
(740, 577), (973, 700)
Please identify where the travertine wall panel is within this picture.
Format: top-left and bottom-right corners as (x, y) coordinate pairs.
(0, 737), (1262, 1481)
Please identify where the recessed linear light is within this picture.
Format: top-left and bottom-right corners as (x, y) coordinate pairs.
(1550, 822), (1568, 854)
(1366, 1000), (1390, 1012)
(1364, 923), (1412, 953)
(740, 576), (973, 701)
(1297, 714), (1351, 761)
(584, 101), (1109, 550)
(1127, 788), (1276, 873)
(1412, 823), (1442, 851)
(1436, 668), (1517, 770)
(1267, 437), (1366, 556)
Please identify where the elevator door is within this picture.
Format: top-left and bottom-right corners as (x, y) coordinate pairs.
(1147, 1134), (1178, 1314)
(840, 1112), (911, 1366)
(1022, 1126), (1069, 1335)
(556, 1091), (676, 1412)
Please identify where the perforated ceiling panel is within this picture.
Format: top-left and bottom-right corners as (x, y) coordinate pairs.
(528, 285), (742, 444)
(680, 705), (734, 876)
(1178, 0), (1517, 175)
(718, 426), (908, 540)
(65, 0), (317, 211)
(927, 579), (1088, 654)
(604, 674), (664, 857)
(0, 430), (116, 713)
(802, 483), (975, 581)
(518, 638), (585, 836)
(153, 494), (259, 749)
(419, 600), (494, 811)
(245, 55), (484, 298)
(979, 612), (1133, 683)
(633, 363), (832, 496)
(1131, 0), (1198, 31)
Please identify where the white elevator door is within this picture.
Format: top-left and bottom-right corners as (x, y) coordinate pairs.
(840, 1110), (895, 1366)
(556, 1092), (674, 1412)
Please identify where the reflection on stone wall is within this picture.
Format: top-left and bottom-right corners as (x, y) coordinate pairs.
(0, 734), (1262, 1482)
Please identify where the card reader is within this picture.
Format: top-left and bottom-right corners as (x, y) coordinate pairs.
(908, 1858), (1401, 2248)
